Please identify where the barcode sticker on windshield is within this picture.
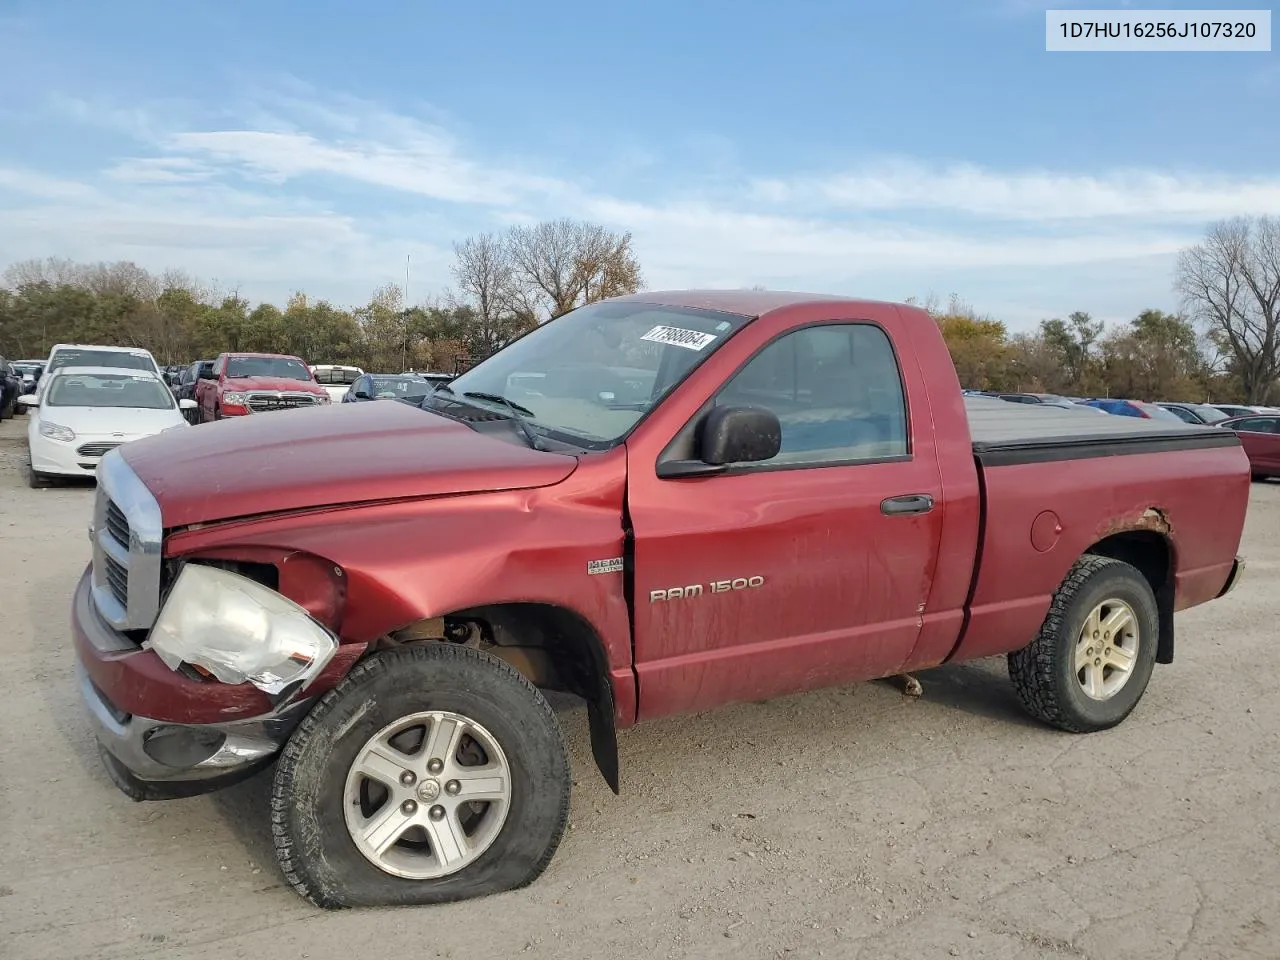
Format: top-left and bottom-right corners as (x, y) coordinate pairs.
(640, 325), (717, 351)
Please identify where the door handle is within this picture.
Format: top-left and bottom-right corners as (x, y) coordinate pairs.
(881, 494), (934, 516)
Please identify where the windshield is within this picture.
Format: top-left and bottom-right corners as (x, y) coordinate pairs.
(227, 356), (313, 381)
(49, 349), (154, 373)
(46, 373), (175, 409)
(1191, 404), (1228, 423)
(430, 301), (750, 448)
(1137, 402), (1186, 422)
(368, 376), (438, 400)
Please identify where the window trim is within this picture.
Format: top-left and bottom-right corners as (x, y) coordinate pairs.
(655, 319), (914, 478)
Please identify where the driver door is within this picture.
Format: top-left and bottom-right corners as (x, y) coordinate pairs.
(626, 320), (945, 720)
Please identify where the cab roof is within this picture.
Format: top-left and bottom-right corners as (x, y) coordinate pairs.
(607, 289), (904, 317)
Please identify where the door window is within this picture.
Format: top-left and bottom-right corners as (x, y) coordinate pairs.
(1230, 417), (1275, 433)
(714, 323), (909, 466)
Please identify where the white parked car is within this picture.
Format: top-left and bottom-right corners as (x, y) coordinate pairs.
(18, 367), (196, 487)
(310, 364), (365, 403)
(38, 343), (162, 398)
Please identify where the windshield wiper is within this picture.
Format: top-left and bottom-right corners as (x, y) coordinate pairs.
(462, 391), (535, 417)
(462, 391), (546, 450)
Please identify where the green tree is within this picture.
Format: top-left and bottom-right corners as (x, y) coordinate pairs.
(1039, 311), (1103, 392)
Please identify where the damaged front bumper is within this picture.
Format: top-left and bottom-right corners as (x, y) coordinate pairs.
(72, 568), (313, 799)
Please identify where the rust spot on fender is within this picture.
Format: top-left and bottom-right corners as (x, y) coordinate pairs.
(1097, 506), (1172, 540)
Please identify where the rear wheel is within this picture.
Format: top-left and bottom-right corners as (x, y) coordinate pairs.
(1009, 555), (1158, 733)
(271, 643), (571, 908)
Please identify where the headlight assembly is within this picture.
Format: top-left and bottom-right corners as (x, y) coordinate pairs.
(222, 391), (249, 406)
(144, 564), (338, 695)
(39, 421), (76, 442)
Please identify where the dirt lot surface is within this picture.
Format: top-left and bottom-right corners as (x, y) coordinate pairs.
(0, 414), (1277, 960)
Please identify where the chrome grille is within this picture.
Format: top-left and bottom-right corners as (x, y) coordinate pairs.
(91, 451), (163, 631)
(101, 552), (128, 607)
(77, 441), (122, 458)
(246, 391), (320, 412)
(104, 500), (130, 549)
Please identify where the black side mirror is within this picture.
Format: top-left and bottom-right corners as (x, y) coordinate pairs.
(656, 405), (782, 478)
(353, 389), (372, 400)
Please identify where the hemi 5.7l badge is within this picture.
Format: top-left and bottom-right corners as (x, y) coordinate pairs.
(650, 576), (765, 602)
(587, 557), (625, 575)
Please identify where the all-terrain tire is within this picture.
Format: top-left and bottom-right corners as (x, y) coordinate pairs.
(271, 643), (571, 909)
(1008, 554), (1159, 733)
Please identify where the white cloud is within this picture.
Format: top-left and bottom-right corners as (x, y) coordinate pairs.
(749, 161), (1280, 222)
(3, 87), (1278, 324)
(104, 157), (218, 184)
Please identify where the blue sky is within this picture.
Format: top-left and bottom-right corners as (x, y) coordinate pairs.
(0, 0), (1276, 330)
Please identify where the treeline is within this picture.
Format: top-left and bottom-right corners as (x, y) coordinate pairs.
(2, 215), (1276, 403)
(0, 218), (643, 374)
(921, 215), (1280, 404)
(922, 297), (1224, 401)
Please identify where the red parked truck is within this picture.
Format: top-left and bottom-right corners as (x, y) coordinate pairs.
(75, 291), (1249, 908)
(194, 351), (330, 422)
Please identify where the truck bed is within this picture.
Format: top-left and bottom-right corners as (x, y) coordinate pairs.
(965, 396), (1240, 466)
(947, 394), (1249, 667)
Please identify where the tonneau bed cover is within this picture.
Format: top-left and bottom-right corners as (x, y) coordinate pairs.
(965, 396), (1241, 467)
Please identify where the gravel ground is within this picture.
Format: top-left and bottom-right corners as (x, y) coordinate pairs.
(0, 413), (1277, 960)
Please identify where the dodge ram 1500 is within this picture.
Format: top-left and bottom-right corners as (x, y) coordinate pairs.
(74, 290), (1249, 908)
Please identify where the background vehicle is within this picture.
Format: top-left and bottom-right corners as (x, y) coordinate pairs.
(73, 291), (1248, 910)
(11, 360), (44, 397)
(1216, 414), (1280, 481)
(1211, 404), (1268, 419)
(172, 360), (214, 422)
(312, 364), (365, 403)
(1157, 402), (1230, 425)
(195, 352), (330, 422)
(18, 367), (194, 487)
(343, 372), (446, 403)
(174, 360), (213, 401)
(1026, 398), (1105, 414)
(1080, 398), (1187, 421)
(40, 344), (161, 394)
(0, 357), (20, 420)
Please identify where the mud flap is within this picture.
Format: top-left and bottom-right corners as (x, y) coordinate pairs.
(588, 679), (620, 794)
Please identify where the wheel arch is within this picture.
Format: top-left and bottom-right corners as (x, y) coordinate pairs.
(1082, 528), (1175, 664)
(378, 601), (621, 795)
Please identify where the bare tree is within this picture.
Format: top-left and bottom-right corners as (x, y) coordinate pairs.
(451, 232), (524, 355)
(1177, 216), (1280, 403)
(3, 256), (83, 288)
(505, 218), (642, 320)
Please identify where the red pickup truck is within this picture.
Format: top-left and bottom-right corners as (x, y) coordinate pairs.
(194, 351), (330, 422)
(74, 291), (1248, 908)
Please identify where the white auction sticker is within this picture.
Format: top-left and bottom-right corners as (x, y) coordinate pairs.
(640, 325), (717, 351)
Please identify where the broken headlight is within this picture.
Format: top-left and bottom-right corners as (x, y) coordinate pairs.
(144, 563), (338, 695)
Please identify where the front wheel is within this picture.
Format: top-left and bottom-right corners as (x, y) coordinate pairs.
(26, 462), (52, 488)
(271, 643), (571, 908)
(1008, 555), (1159, 733)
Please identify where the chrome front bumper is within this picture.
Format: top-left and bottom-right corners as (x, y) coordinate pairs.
(77, 658), (311, 785)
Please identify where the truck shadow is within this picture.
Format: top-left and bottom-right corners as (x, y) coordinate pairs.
(896, 658), (1043, 728)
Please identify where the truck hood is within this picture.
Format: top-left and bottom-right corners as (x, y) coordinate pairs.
(118, 401), (579, 528)
(223, 375), (328, 395)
